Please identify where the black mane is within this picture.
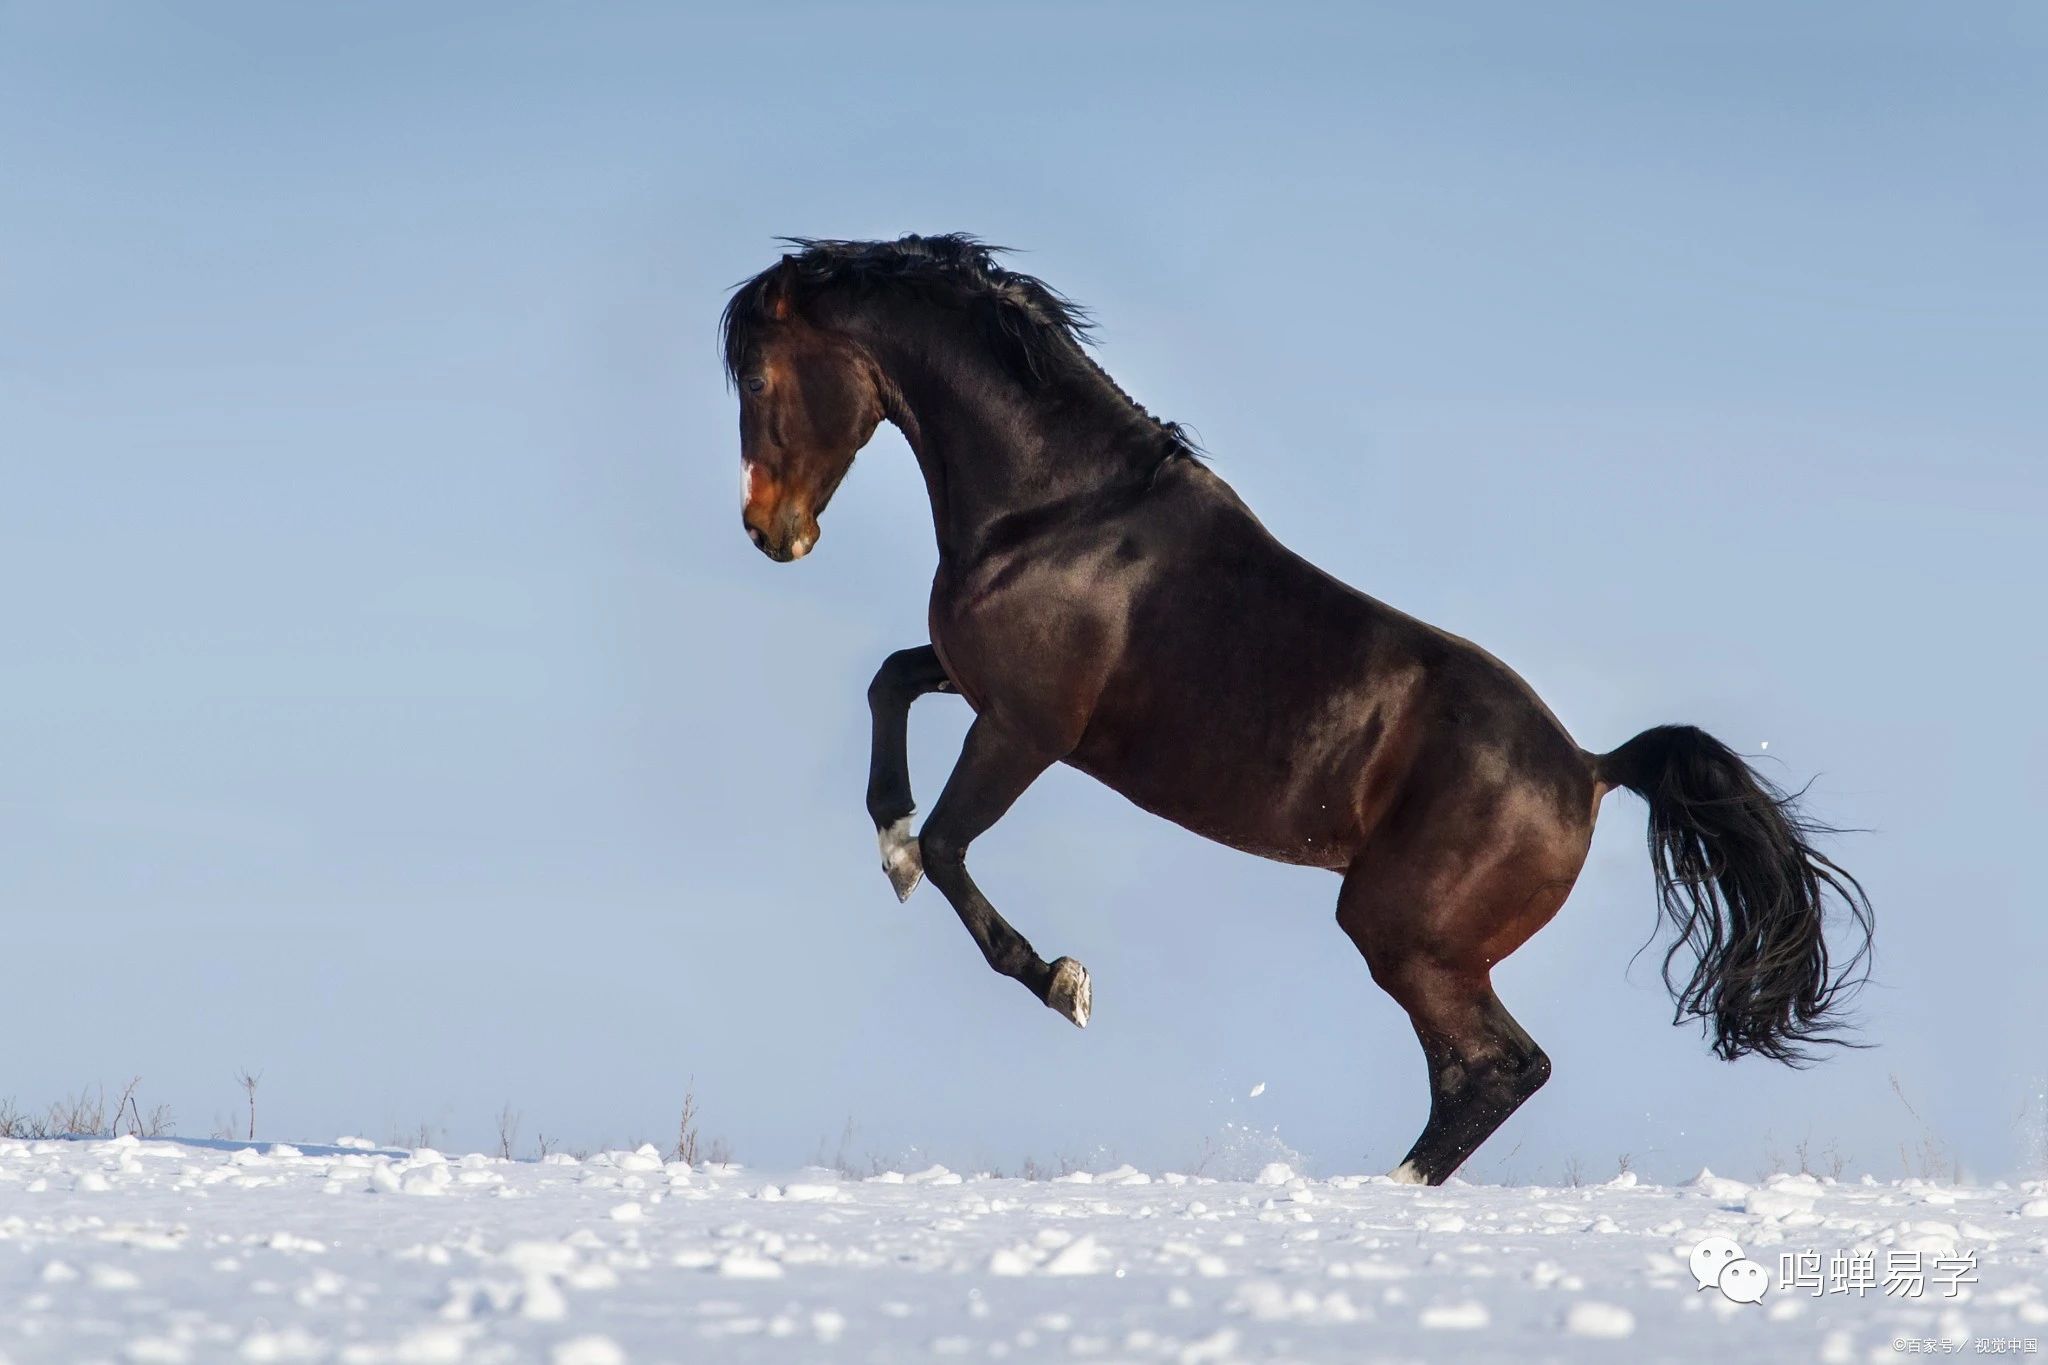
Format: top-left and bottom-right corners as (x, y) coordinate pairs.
(721, 233), (1199, 457)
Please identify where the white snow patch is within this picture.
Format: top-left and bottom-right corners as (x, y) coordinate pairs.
(550, 1337), (624, 1365)
(1565, 1300), (1637, 1337)
(1042, 1234), (1108, 1276)
(714, 1250), (783, 1279)
(1419, 1299), (1490, 1329)
(0, 1135), (2038, 1362)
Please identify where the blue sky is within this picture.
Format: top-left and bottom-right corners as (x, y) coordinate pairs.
(2, 2), (2041, 1179)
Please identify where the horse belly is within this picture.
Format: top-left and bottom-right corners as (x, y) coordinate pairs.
(1064, 683), (1378, 871)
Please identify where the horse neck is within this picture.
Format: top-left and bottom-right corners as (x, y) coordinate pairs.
(860, 318), (1166, 563)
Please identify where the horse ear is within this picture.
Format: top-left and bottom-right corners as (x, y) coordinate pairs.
(764, 255), (799, 321)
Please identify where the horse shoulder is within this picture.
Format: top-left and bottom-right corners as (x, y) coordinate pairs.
(927, 539), (1133, 754)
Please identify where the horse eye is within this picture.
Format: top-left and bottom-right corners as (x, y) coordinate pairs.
(745, 375), (766, 394)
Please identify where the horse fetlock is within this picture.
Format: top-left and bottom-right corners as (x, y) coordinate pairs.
(877, 817), (923, 901)
(1046, 956), (1092, 1029)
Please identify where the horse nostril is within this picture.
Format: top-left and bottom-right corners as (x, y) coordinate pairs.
(746, 523), (767, 551)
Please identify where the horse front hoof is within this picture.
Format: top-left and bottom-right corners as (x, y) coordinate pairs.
(1047, 957), (1092, 1029)
(878, 818), (922, 901)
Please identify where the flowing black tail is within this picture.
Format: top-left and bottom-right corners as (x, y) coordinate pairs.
(1597, 725), (1873, 1064)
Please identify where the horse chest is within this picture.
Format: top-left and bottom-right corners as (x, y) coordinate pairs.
(925, 610), (1024, 716)
(926, 630), (987, 713)
(926, 565), (1094, 721)
(925, 579), (993, 713)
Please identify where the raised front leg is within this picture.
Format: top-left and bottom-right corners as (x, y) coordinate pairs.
(866, 645), (955, 900)
(919, 718), (1091, 1028)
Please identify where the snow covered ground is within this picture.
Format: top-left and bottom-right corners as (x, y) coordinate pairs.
(3, 1135), (2044, 1364)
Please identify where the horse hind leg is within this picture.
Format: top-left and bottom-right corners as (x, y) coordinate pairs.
(1336, 856), (1568, 1186)
(1384, 970), (1550, 1186)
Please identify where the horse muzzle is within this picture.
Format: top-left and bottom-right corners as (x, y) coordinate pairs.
(743, 504), (818, 562)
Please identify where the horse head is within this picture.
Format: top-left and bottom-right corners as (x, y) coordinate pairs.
(724, 256), (885, 562)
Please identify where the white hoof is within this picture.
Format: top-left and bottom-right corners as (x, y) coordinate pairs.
(1388, 1160), (1429, 1186)
(1047, 957), (1091, 1029)
(878, 817), (922, 901)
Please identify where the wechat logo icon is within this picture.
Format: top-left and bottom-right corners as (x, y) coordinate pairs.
(1689, 1236), (1768, 1304)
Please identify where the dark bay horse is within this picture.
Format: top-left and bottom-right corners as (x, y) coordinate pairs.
(721, 234), (1872, 1184)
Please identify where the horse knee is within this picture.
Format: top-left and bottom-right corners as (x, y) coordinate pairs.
(867, 661), (911, 711)
(919, 826), (967, 870)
